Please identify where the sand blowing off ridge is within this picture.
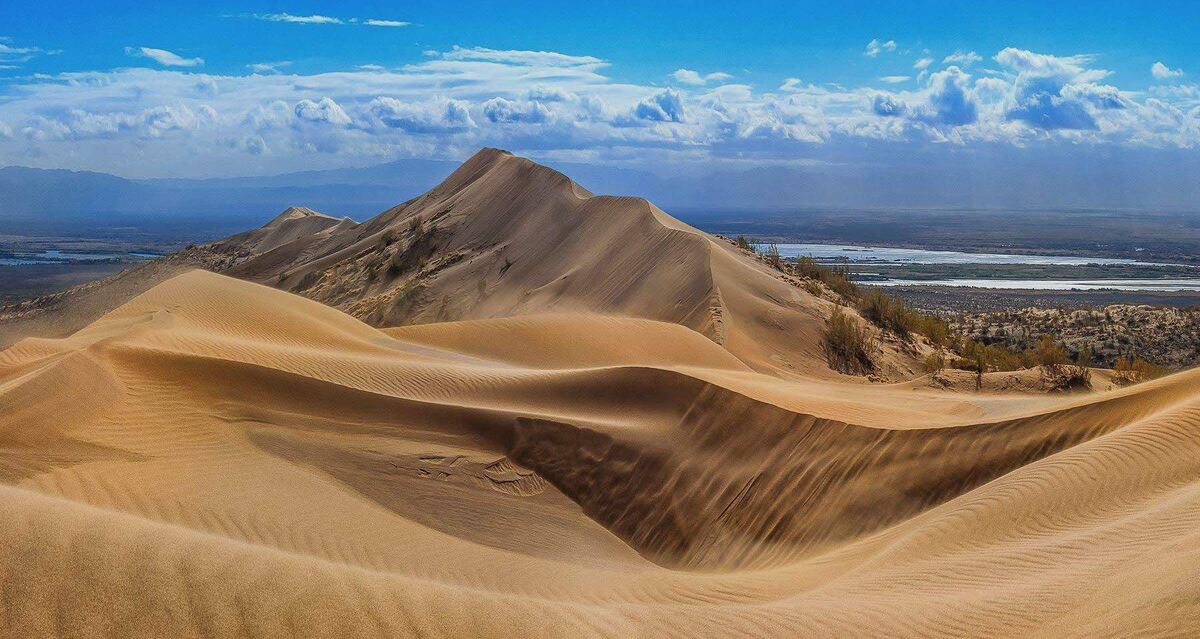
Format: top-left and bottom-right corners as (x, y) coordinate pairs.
(2, 152), (1200, 637)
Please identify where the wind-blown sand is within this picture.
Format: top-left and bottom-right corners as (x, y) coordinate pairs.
(4, 150), (1200, 636)
(3, 270), (1200, 637)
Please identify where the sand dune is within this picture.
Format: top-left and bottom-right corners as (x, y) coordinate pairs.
(3, 150), (1199, 636)
(3, 269), (1200, 636)
(2, 149), (927, 381)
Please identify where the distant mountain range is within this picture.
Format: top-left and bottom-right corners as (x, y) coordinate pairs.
(0, 159), (667, 236)
(4, 147), (1199, 237)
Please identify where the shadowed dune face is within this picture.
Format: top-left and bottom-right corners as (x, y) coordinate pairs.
(3, 270), (1200, 636)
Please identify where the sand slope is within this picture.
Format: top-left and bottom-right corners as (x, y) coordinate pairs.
(235, 148), (916, 379)
(2, 149), (925, 380)
(3, 270), (1200, 637)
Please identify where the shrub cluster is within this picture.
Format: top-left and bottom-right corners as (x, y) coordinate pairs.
(794, 256), (858, 300)
(857, 289), (951, 346)
(729, 235), (1167, 384)
(824, 308), (876, 375)
(1114, 357), (1169, 384)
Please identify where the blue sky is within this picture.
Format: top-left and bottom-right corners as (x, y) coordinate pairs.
(0, 1), (1197, 179)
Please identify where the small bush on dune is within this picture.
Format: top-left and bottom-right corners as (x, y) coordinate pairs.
(952, 338), (1027, 373)
(793, 256), (829, 281)
(1114, 357), (1169, 385)
(1038, 339), (1092, 391)
(1032, 335), (1069, 370)
(1047, 364), (1092, 391)
(923, 351), (946, 373)
(764, 242), (783, 269)
(825, 308), (875, 375)
(794, 256), (858, 300)
(858, 290), (919, 337)
(915, 314), (950, 347)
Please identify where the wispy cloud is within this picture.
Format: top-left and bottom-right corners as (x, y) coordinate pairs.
(0, 43), (40, 56)
(248, 13), (410, 27)
(437, 46), (605, 68)
(0, 38), (60, 67)
(1151, 61), (1184, 80)
(879, 75), (910, 84)
(943, 50), (982, 67)
(125, 46), (204, 67)
(256, 13), (343, 24)
(247, 61), (292, 74)
(363, 19), (410, 28)
(671, 69), (733, 86)
(864, 39), (897, 57)
(913, 57), (934, 70)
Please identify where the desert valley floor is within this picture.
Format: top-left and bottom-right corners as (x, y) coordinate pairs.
(3, 151), (1200, 637)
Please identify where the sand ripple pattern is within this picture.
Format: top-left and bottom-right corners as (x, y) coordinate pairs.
(3, 270), (1200, 637)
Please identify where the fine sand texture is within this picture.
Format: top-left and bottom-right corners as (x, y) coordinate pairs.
(4, 269), (1200, 637)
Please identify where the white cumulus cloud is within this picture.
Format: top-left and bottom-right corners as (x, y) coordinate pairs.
(671, 69), (733, 86)
(482, 97), (553, 123)
(632, 90), (685, 123)
(367, 97), (476, 133)
(294, 97), (352, 126)
(1151, 61), (1184, 80)
(3, 44), (1199, 177)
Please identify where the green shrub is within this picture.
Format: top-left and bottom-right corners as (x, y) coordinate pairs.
(858, 290), (919, 337)
(795, 256), (858, 300)
(825, 308), (875, 375)
(915, 314), (950, 347)
(1032, 335), (1068, 370)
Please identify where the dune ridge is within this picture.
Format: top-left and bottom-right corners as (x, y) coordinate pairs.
(4, 270), (1200, 636)
(2, 149), (927, 381)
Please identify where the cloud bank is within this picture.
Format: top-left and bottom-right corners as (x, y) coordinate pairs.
(0, 44), (1197, 177)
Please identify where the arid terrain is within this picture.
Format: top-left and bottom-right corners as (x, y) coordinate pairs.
(3, 150), (1200, 637)
(954, 304), (1200, 370)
